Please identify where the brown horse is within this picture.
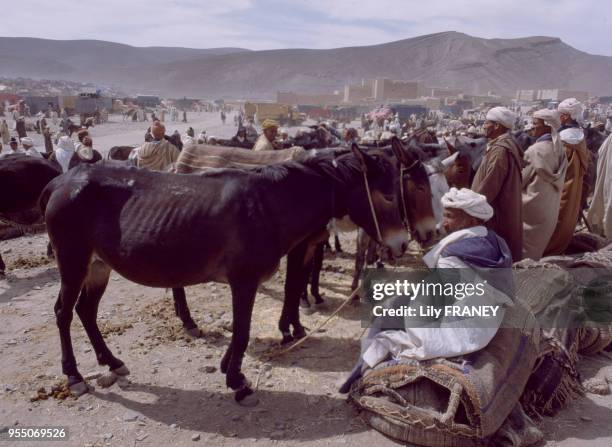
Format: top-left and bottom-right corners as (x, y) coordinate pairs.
(41, 145), (409, 405)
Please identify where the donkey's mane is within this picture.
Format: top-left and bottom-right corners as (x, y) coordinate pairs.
(253, 151), (389, 187)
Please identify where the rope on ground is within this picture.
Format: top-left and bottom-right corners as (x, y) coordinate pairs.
(265, 288), (360, 360)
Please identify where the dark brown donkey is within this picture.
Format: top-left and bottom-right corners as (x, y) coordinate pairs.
(40, 145), (409, 405)
(0, 154), (62, 275)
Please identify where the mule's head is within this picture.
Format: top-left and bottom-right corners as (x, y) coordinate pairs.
(442, 136), (486, 189)
(390, 138), (436, 246)
(345, 144), (409, 258)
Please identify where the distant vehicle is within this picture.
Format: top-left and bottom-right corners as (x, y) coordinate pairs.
(244, 102), (303, 125)
(75, 93), (110, 123)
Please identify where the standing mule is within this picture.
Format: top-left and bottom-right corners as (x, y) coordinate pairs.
(41, 145), (409, 405)
(296, 139), (437, 314)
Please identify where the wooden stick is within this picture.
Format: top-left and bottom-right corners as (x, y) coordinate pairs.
(266, 288), (360, 359)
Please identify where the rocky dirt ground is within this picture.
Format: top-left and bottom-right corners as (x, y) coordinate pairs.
(1, 232), (611, 447)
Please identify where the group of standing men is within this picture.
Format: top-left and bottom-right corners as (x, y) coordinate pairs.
(471, 98), (591, 262)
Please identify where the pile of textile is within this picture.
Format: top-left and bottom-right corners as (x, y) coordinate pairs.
(349, 300), (540, 446)
(516, 243), (612, 417)
(348, 244), (612, 446)
(174, 144), (305, 174)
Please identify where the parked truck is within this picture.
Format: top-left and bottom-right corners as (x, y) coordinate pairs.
(244, 102), (303, 125)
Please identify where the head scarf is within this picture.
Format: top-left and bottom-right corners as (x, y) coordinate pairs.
(261, 119), (279, 130)
(485, 107), (516, 129)
(559, 127), (584, 145)
(441, 187), (494, 222)
(531, 108), (565, 165)
(55, 136), (75, 172)
(20, 137), (34, 147)
(558, 98), (583, 122)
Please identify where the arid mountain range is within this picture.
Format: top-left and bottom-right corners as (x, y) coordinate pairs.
(1, 32), (611, 99)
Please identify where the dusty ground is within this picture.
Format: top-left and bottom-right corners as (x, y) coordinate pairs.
(1, 231), (611, 447)
(1, 115), (611, 446)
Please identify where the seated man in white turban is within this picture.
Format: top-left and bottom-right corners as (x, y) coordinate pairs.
(521, 109), (567, 260)
(472, 106), (523, 262)
(340, 188), (513, 392)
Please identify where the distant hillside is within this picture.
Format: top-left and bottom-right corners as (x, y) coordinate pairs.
(0, 37), (249, 86)
(1, 32), (611, 98)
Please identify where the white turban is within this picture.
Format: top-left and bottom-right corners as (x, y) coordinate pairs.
(558, 98), (583, 121)
(20, 137), (34, 147)
(441, 187), (494, 221)
(559, 127), (584, 145)
(532, 109), (561, 130)
(486, 107), (516, 129)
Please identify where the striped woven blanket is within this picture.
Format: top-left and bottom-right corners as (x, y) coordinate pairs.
(174, 143), (306, 174)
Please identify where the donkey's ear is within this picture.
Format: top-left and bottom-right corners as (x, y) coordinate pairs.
(351, 143), (371, 172)
(444, 138), (457, 155)
(390, 136), (409, 165)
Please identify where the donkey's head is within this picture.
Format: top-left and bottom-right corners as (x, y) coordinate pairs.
(342, 144), (409, 258)
(390, 137), (436, 246)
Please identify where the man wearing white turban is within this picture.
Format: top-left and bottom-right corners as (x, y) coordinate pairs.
(340, 188), (513, 390)
(50, 136), (76, 172)
(423, 187), (510, 268)
(521, 109), (568, 260)
(472, 107), (524, 261)
(558, 98), (583, 130)
(544, 127), (590, 255)
(20, 137), (43, 158)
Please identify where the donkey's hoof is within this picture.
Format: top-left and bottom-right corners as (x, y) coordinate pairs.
(280, 332), (294, 345)
(69, 381), (91, 397)
(96, 372), (118, 388)
(234, 386), (258, 407)
(113, 365), (130, 376)
(292, 327), (307, 340)
(185, 327), (204, 338)
(236, 393), (259, 407)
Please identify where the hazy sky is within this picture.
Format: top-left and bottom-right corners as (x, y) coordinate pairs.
(3, 0), (611, 56)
